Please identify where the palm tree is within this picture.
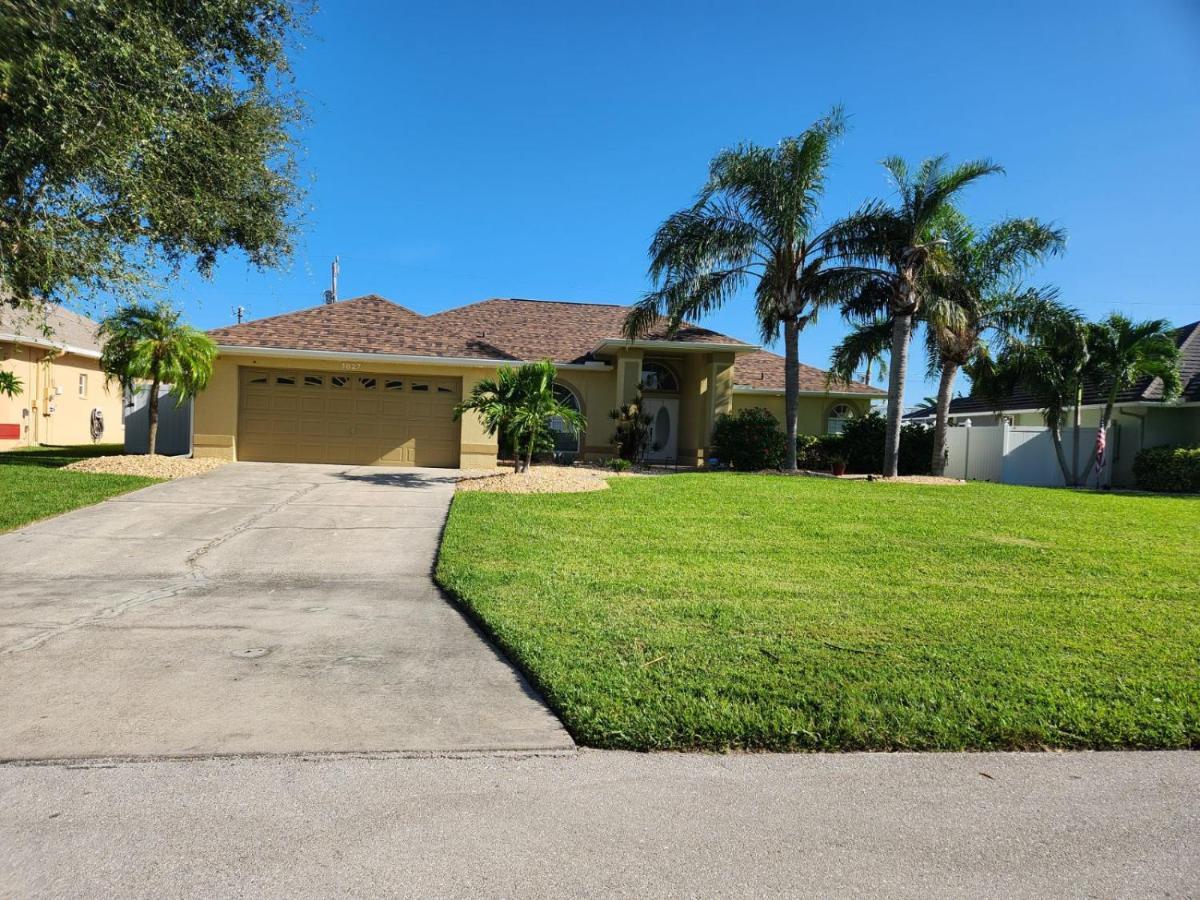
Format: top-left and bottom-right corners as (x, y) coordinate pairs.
(98, 302), (217, 455)
(1082, 314), (1181, 476)
(920, 215), (1065, 474)
(623, 107), (865, 471)
(0, 369), (21, 398)
(827, 155), (1004, 476)
(971, 307), (1091, 486)
(455, 360), (584, 473)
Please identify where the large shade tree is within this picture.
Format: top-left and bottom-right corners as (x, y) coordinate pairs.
(0, 0), (307, 310)
(99, 302), (217, 455)
(454, 360), (585, 474)
(623, 108), (867, 471)
(828, 156), (1004, 476)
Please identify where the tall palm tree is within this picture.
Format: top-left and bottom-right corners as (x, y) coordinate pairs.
(970, 307), (1091, 486)
(920, 215), (1065, 474)
(455, 360), (584, 473)
(623, 107), (864, 471)
(827, 155), (1004, 476)
(99, 302), (217, 455)
(1082, 314), (1181, 476)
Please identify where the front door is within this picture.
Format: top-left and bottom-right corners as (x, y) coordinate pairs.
(642, 398), (679, 463)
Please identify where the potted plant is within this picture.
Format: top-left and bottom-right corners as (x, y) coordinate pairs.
(828, 453), (847, 477)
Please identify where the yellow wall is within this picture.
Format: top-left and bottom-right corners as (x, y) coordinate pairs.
(193, 352), (526, 468)
(732, 392), (875, 435)
(192, 349), (877, 468)
(0, 341), (125, 449)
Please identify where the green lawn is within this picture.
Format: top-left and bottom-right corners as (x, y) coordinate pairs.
(0, 444), (160, 532)
(437, 474), (1200, 752)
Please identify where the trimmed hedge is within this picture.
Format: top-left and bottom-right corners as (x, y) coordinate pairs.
(712, 408), (786, 470)
(1133, 445), (1200, 493)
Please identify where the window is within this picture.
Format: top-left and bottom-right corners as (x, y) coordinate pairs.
(436, 385), (454, 394)
(410, 382), (429, 392)
(303, 374), (324, 387)
(640, 361), (679, 392)
(248, 373), (268, 385)
(78, 373), (87, 398)
(827, 403), (855, 434)
(358, 377), (377, 390)
(384, 379), (404, 391)
(331, 375), (349, 389)
(549, 383), (582, 455)
(275, 374), (295, 386)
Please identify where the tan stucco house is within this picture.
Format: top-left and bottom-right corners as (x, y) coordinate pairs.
(0, 304), (125, 450)
(195, 295), (883, 468)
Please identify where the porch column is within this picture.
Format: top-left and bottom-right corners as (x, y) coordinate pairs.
(614, 349), (644, 408)
(696, 352), (735, 465)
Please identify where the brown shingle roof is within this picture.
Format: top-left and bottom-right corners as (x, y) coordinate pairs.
(733, 349), (885, 396)
(208, 295), (744, 364)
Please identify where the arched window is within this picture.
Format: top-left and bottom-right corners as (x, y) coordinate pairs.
(549, 383), (583, 456)
(640, 361), (679, 393)
(827, 403), (855, 434)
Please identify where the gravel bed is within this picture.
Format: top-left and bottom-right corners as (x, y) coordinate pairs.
(763, 469), (964, 484)
(457, 466), (612, 494)
(63, 455), (230, 480)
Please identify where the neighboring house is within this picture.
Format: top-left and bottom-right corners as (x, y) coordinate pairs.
(0, 303), (125, 450)
(905, 319), (1200, 484)
(195, 295), (883, 468)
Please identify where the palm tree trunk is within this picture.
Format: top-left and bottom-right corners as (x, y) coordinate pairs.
(1070, 384), (1083, 486)
(1049, 421), (1072, 486)
(930, 362), (957, 477)
(883, 312), (913, 477)
(147, 377), (160, 456)
(783, 318), (799, 472)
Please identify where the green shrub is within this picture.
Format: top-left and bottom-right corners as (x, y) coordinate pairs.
(712, 407), (786, 470)
(836, 412), (934, 475)
(1133, 445), (1200, 493)
(609, 386), (652, 462)
(796, 433), (845, 470)
(608, 458), (632, 473)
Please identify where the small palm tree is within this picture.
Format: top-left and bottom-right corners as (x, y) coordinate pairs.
(99, 302), (217, 455)
(1083, 314), (1180, 473)
(455, 360), (584, 473)
(971, 307), (1092, 486)
(0, 369), (21, 398)
(828, 155), (1004, 476)
(624, 108), (866, 471)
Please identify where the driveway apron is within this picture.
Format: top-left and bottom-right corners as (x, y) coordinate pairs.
(0, 463), (572, 760)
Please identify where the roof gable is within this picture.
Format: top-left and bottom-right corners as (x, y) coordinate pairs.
(0, 303), (104, 355)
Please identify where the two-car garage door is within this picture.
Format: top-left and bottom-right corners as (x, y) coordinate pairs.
(237, 367), (462, 466)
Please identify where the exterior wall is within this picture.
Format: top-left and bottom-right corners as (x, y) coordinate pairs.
(192, 352), (522, 468)
(732, 392), (875, 435)
(0, 341), (124, 449)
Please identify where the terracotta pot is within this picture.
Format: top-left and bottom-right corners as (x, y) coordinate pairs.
(831, 462), (847, 477)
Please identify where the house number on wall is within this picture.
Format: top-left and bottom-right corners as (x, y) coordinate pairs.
(340, 362), (362, 370)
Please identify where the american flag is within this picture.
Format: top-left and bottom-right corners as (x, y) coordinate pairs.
(1094, 427), (1106, 474)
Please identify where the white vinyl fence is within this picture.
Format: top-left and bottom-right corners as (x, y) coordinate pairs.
(944, 424), (1114, 487)
(124, 385), (193, 456)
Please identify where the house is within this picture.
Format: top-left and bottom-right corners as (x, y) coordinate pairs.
(0, 303), (126, 450)
(905, 319), (1200, 484)
(195, 295), (883, 468)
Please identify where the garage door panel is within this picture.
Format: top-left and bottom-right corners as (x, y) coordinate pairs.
(238, 367), (461, 467)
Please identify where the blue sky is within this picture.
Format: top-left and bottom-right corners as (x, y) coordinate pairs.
(161, 0), (1198, 404)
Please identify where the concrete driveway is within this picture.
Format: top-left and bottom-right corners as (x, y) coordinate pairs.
(0, 463), (572, 761)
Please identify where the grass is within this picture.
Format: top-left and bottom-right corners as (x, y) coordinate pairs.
(437, 473), (1200, 752)
(0, 443), (160, 532)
